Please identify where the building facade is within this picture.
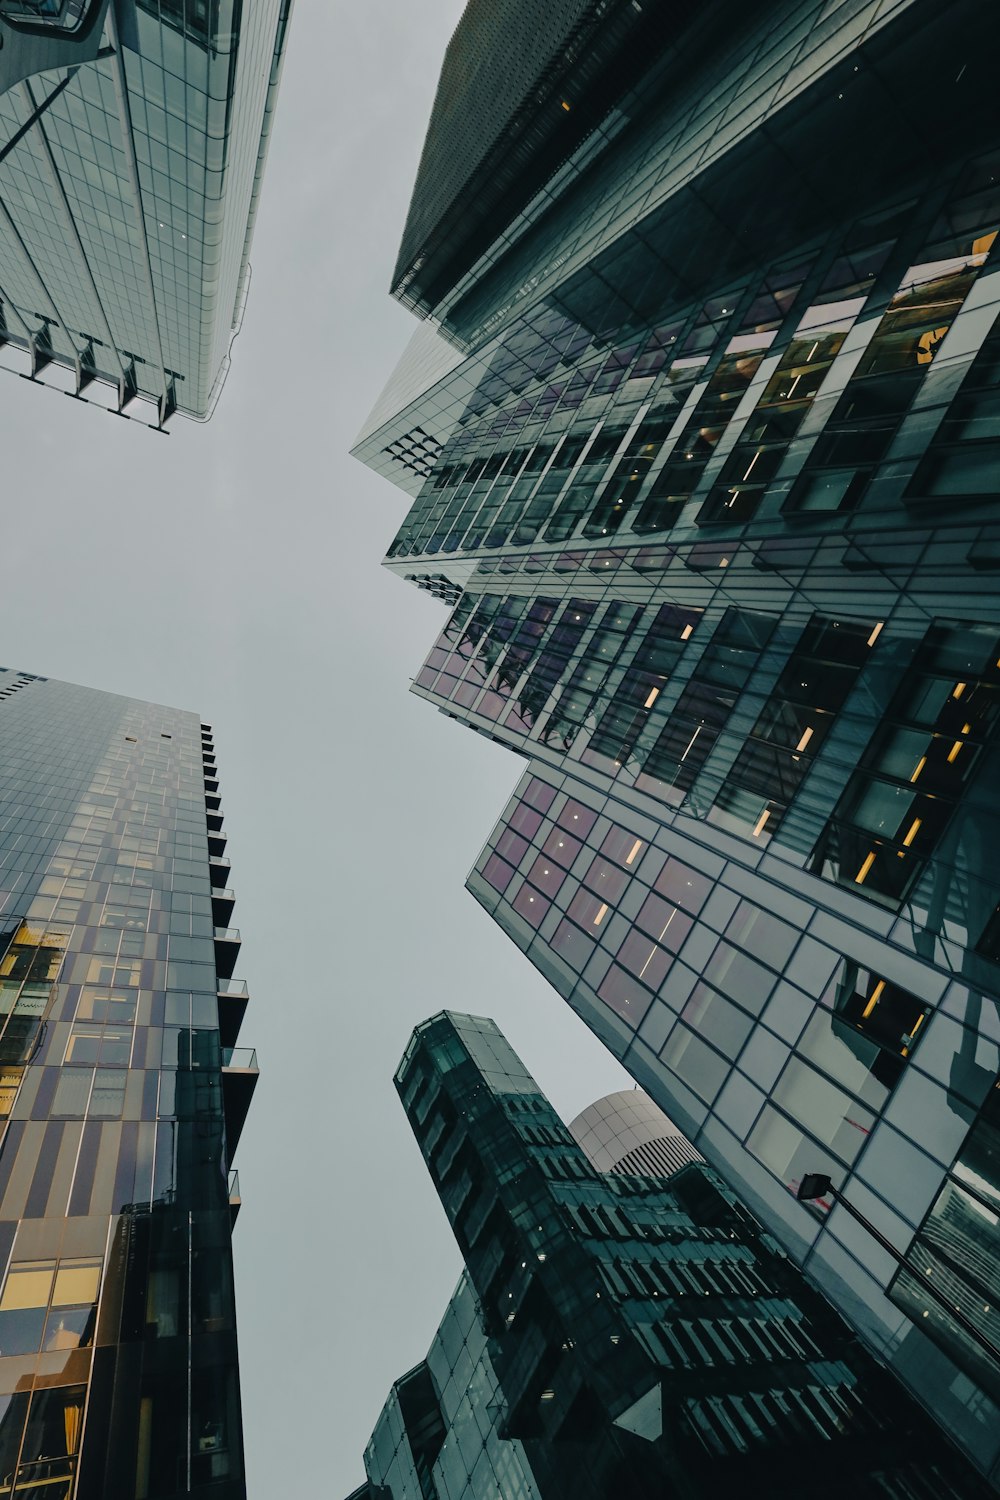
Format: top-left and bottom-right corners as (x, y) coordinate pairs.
(569, 1088), (702, 1179)
(0, 666), (256, 1497)
(347, 1012), (990, 1500)
(354, 0), (1000, 1480)
(0, 0), (292, 424)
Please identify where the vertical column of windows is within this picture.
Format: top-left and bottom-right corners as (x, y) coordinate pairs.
(628, 260), (811, 534)
(580, 408), (680, 540)
(698, 208), (905, 526)
(709, 615), (878, 844)
(487, 441), (556, 550)
(786, 162), (999, 516)
(634, 608), (777, 804)
(461, 446), (535, 551)
(542, 422), (630, 543)
(538, 601), (644, 751)
(890, 1082), (1000, 1403)
(907, 304), (1000, 503)
(511, 436), (587, 548)
(501, 600), (598, 735)
(474, 599), (559, 725)
(813, 619), (1000, 907)
(581, 604), (702, 771)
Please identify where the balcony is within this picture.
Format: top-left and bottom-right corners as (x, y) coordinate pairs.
(207, 830), (227, 858)
(208, 855), (230, 888)
(204, 778), (219, 795)
(211, 887), (235, 927)
(214, 927), (241, 979)
(205, 790), (221, 809)
(229, 1170), (241, 1227)
(206, 809), (224, 833)
(222, 1047), (258, 1161)
(217, 980), (248, 1048)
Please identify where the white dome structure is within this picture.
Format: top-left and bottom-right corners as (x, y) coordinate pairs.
(569, 1089), (703, 1178)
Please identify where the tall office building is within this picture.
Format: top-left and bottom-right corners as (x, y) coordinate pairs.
(0, 0), (292, 425)
(569, 1088), (702, 1179)
(354, 0), (1000, 1480)
(347, 1012), (989, 1500)
(0, 666), (256, 1497)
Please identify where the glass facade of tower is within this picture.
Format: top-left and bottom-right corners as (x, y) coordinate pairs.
(354, 0), (1000, 1482)
(347, 1012), (991, 1500)
(0, 0), (292, 424)
(0, 667), (254, 1498)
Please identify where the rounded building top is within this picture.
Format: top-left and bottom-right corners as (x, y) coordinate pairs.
(569, 1089), (702, 1178)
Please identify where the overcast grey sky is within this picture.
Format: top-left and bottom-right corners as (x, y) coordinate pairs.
(0, 1), (631, 1492)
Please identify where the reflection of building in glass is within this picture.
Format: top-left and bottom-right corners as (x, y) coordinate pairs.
(0, 667), (255, 1496)
(354, 0), (1000, 1480)
(346, 1012), (990, 1500)
(0, 0), (292, 424)
(569, 1087), (702, 1178)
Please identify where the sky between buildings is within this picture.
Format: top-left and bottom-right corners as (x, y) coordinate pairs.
(0, 0), (632, 1492)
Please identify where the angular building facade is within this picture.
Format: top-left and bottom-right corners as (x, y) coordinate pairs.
(0, 666), (256, 1497)
(348, 1012), (990, 1500)
(354, 0), (1000, 1481)
(0, 0), (292, 424)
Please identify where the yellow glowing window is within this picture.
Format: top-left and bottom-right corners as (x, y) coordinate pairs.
(0, 1070), (22, 1116)
(1, 1264), (55, 1310)
(53, 1262), (101, 1307)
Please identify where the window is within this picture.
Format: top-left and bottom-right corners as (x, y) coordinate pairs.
(556, 799), (597, 839)
(890, 1083), (1000, 1402)
(831, 963), (929, 1088)
(481, 854), (516, 896)
(637, 609), (776, 803)
(0, 1258), (100, 1357)
(813, 619), (1000, 906)
(711, 615), (877, 842)
(585, 606), (701, 770)
(540, 826), (582, 869)
(511, 883), (550, 930)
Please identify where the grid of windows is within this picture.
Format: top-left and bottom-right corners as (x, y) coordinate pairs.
(360, 0), (1000, 1479)
(353, 1011), (994, 1500)
(0, 0), (290, 418)
(0, 671), (251, 1496)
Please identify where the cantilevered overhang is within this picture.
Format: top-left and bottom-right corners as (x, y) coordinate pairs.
(222, 1047), (258, 1162)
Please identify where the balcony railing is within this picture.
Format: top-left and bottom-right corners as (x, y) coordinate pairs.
(223, 1046), (257, 1071)
(214, 927), (240, 981)
(221, 1051), (257, 1163)
(211, 888), (236, 927)
(217, 979), (248, 1049)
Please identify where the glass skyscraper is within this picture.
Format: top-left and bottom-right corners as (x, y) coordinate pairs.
(0, 0), (292, 424)
(354, 0), (1000, 1481)
(0, 665), (254, 1497)
(348, 1012), (989, 1500)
